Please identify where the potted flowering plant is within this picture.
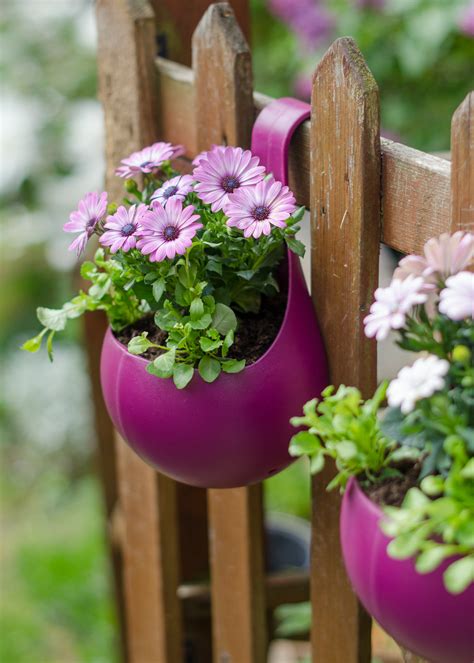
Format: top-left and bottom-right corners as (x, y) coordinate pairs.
(23, 141), (327, 488)
(290, 232), (474, 663)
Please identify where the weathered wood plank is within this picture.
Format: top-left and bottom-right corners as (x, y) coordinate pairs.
(96, 2), (183, 661)
(193, 4), (268, 662)
(154, 58), (453, 255)
(310, 37), (380, 663)
(451, 91), (474, 234)
(177, 571), (309, 608)
(381, 138), (451, 254)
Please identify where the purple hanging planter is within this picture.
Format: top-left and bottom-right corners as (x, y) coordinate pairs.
(100, 98), (328, 488)
(340, 478), (474, 663)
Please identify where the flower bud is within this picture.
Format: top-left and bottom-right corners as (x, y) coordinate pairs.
(452, 344), (471, 364)
(107, 203), (118, 215)
(125, 179), (138, 193)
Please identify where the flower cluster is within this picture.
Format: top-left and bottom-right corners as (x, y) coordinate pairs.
(291, 231), (473, 594)
(24, 142), (305, 388)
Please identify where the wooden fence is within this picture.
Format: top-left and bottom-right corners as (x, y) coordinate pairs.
(88, 1), (473, 661)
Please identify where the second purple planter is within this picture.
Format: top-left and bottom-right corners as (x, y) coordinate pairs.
(101, 249), (328, 488)
(340, 478), (474, 663)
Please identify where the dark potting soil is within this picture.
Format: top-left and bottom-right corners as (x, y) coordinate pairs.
(115, 287), (287, 365)
(363, 459), (422, 508)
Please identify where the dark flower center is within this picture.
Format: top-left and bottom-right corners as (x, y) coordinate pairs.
(163, 185), (179, 199)
(252, 205), (270, 221)
(140, 160), (154, 169)
(121, 223), (135, 236)
(86, 217), (97, 235)
(221, 175), (240, 193)
(163, 225), (179, 241)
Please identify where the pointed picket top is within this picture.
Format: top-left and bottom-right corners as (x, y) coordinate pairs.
(97, 0), (159, 199)
(310, 35), (380, 391)
(192, 2), (253, 150)
(310, 36), (380, 663)
(451, 91), (474, 233)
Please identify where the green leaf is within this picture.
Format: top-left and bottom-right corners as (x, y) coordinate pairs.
(212, 303), (237, 335)
(173, 363), (194, 389)
(80, 261), (96, 280)
(402, 487), (430, 509)
(200, 336), (222, 353)
(190, 297), (204, 321)
(310, 453), (325, 474)
(222, 329), (234, 357)
(336, 441), (358, 460)
(387, 529), (427, 560)
(236, 270), (256, 281)
(285, 236), (305, 257)
(443, 556), (474, 595)
(148, 349), (176, 378)
(222, 359), (245, 374)
(21, 329), (47, 353)
(289, 431), (319, 456)
(415, 545), (457, 574)
(189, 313), (212, 330)
(152, 278), (166, 303)
(128, 333), (153, 356)
(37, 307), (68, 332)
(289, 206), (306, 224)
(198, 355), (221, 383)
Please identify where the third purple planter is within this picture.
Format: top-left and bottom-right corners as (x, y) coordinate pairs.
(340, 477), (474, 663)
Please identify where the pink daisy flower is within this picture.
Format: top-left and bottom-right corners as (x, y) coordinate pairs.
(364, 275), (428, 341)
(423, 232), (474, 279)
(192, 145), (223, 166)
(439, 272), (474, 321)
(151, 175), (194, 206)
(137, 198), (202, 262)
(115, 142), (184, 178)
(225, 177), (296, 238)
(193, 146), (266, 212)
(63, 191), (108, 256)
(100, 204), (147, 253)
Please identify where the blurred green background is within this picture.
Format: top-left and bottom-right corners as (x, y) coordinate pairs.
(1, 1), (472, 661)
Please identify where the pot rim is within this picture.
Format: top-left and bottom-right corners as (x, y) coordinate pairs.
(346, 475), (385, 520)
(105, 247), (298, 376)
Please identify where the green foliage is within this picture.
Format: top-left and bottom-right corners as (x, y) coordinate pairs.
(382, 437), (474, 594)
(24, 169), (305, 387)
(381, 328), (474, 478)
(289, 382), (410, 491)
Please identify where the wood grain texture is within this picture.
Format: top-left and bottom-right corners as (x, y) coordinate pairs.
(381, 138), (451, 254)
(116, 440), (182, 662)
(451, 92), (474, 234)
(193, 2), (254, 151)
(96, 2), (183, 661)
(193, 5), (268, 662)
(310, 37), (380, 663)
(151, 0), (250, 65)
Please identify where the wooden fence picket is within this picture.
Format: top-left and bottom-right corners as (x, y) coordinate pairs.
(309, 37), (381, 663)
(96, 2), (183, 661)
(193, 5), (268, 661)
(451, 92), (474, 234)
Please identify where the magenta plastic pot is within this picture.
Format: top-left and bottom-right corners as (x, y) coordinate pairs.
(340, 478), (474, 663)
(101, 249), (327, 487)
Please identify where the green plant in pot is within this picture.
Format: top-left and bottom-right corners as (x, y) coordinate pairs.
(290, 231), (474, 663)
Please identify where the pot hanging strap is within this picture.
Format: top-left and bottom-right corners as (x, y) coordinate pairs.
(251, 97), (310, 186)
